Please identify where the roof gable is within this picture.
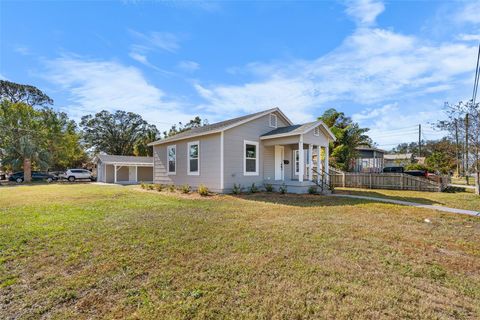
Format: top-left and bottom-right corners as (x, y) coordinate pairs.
(261, 120), (336, 141)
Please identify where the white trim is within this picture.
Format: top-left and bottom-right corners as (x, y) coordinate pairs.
(260, 120), (336, 141)
(314, 127), (320, 136)
(220, 132), (224, 190)
(135, 165), (138, 182)
(167, 145), (176, 175)
(187, 141), (200, 176)
(101, 162), (153, 166)
(114, 164), (117, 183)
(148, 108), (294, 146)
(293, 149), (300, 176)
(298, 135), (304, 182)
(269, 113), (278, 128)
(308, 144), (313, 181)
(243, 140), (259, 176)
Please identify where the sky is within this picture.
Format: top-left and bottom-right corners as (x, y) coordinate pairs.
(1, 0), (479, 149)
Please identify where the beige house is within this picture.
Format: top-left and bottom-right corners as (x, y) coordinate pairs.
(94, 155), (153, 184)
(148, 108), (336, 193)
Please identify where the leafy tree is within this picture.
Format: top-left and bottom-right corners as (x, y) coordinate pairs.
(163, 116), (208, 138)
(80, 110), (159, 155)
(318, 108), (371, 171)
(425, 151), (454, 174)
(134, 127), (159, 157)
(0, 80), (53, 106)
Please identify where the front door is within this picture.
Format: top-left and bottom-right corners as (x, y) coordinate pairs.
(274, 145), (284, 180)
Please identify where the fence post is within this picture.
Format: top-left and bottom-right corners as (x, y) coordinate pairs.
(400, 174), (404, 190)
(342, 172), (345, 188)
(369, 174), (372, 189)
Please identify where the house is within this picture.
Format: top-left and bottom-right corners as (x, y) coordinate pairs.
(384, 153), (425, 168)
(352, 146), (386, 173)
(94, 155), (153, 184)
(148, 108), (336, 193)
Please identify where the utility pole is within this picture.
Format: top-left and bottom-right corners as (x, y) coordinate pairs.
(465, 114), (469, 185)
(454, 118), (460, 176)
(418, 124), (421, 157)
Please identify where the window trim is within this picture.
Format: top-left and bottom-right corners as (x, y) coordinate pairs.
(294, 149), (300, 175)
(269, 113), (278, 128)
(314, 127), (320, 136)
(243, 140), (259, 176)
(187, 141), (200, 176)
(167, 145), (176, 175)
(294, 149), (310, 176)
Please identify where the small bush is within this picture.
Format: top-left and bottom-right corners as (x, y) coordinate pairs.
(168, 184), (175, 192)
(232, 183), (243, 195)
(279, 183), (287, 194)
(147, 184), (155, 190)
(180, 184), (191, 194)
(198, 184), (209, 196)
(155, 184), (163, 192)
(248, 183), (259, 194)
(140, 182), (146, 189)
(308, 185), (318, 194)
(264, 183), (274, 192)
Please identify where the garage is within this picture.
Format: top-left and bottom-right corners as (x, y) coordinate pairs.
(94, 155), (153, 184)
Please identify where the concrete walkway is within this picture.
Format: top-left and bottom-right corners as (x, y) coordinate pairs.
(449, 184), (476, 189)
(331, 194), (480, 217)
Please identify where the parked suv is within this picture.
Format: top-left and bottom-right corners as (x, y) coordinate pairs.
(63, 169), (95, 182)
(8, 171), (57, 183)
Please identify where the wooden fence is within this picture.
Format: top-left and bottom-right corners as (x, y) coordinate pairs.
(329, 168), (448, 192)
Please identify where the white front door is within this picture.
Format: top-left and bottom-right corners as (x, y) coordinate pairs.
(128, 166), (136, 182)
(274, 145), (284, 180)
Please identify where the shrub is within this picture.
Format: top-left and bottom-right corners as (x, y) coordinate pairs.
(198, 184), (209, 196)
(147, 184), (155, 190)
(308, 185), (318, 194)
(232, 183), (243, 195)
(405, 163), (429, 172)
(140, 182), (146, 189)
(279, 183), (287, 194)
(264, 183), (274, 192)
(168, 184), (175, 192)
(248, 183), (259, 194)
(155, 184), (163, 192)
(180, 184), (191, 194)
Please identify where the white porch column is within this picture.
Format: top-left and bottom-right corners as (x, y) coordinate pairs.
(325, 144), (329, 183)
(298, 136), (304, 182)
(114, 164), (117, 183)
(308, 144), (313, 181)
(135, 165), (138, 182)
(317, 145), (321, 183)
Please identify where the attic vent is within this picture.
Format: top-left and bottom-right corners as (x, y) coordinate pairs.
(314, 127), (320, 136)
(269, 114), (278, 128)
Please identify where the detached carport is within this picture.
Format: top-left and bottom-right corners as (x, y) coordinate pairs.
(94, 155), (153, 184)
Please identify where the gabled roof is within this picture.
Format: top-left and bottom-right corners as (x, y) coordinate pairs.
(260, 120), (336, 141)
(148, 107), (293, 146)
(95, 154), (153, 165)
(355, 146), (386, 153)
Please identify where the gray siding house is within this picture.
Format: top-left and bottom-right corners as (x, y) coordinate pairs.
(148, 108), (336, 193)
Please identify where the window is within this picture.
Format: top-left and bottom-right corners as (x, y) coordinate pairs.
(269, 113), (277, 128)
(294, 149), (310, 175)
(244, 140), (259, 175)
(294, 150), (300, 175)
(167, 145), (176, 174)
(188, 141), (200, 175)
(314, 127), (320, 136)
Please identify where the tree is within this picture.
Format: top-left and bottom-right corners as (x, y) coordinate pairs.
(80, 110), (159, 156)
(163, 116), (208, 138)
(426, 152), (454, 174)
(134, 127), (159, 157)
(0, 80), (53, 107)
(0, 101), (50, 181)
(318, 108), (371, 171)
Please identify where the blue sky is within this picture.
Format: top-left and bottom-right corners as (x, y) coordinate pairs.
(1, 0), (479, 148)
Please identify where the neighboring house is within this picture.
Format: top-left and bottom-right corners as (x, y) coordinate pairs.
(384, 153), (425, 167)
(352, 146), (386, 173)
(148, 108), (336, 193)
(94, 155), (153, 184)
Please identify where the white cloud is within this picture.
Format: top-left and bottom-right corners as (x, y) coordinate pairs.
(129, 30), (180, 53)
(344, 0), (385, 26)
(457, 33), (480, 42)
(178, 60), (200, 72)
(43, 56), (195, 130)
(352, 103), (398, 122)
(455, 1), (480, 25)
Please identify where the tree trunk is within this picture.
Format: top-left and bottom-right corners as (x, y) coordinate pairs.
(476, 171), (480, 196)
(23, 158), (32, 182)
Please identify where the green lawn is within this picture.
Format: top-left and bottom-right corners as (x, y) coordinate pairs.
(451, 176), (476, 186)
(335, 187), (480, 212)
(1, 184), (479, 319)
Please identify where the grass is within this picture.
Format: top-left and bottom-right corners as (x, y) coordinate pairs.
(1, 184), (479, 319)
(335, 187), (480, 212)
(451, 176), (476, 186)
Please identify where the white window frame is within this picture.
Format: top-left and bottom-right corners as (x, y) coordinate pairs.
(187, 141), (200, 176)
(167, 145), (176, 175)
(269, 113), (278, 128)
(294, 149), (300, 175)
(244, 140), (259, 176)
(294, 149), (309, 176)
(314, 126), (320, 136)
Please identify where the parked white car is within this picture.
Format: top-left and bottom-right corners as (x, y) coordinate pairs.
(63, 169), (95, 182)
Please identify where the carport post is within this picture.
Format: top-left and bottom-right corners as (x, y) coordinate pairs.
(114, 164), (117, 183)
(298, 136), (304, 182)
(135, 166), (138, 183)
(308, 144), (313, 182)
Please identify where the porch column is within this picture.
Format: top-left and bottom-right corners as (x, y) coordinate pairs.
(298, 136), (304, 182)
(135, 165), (138, 182)
(308, 144), (313, 181)
(114, 164), (117, 183)
(325, 144), (329, 183)
(317, 145), (321, 183)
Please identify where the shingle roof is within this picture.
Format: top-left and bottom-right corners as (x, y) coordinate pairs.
(96, 154), (153, 164)
(355, 146), (386, 153)
(261, 122), (316, 137)
(148, 108), (289, 146)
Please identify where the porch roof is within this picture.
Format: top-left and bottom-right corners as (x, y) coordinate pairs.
(260, 120), (336, 141)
